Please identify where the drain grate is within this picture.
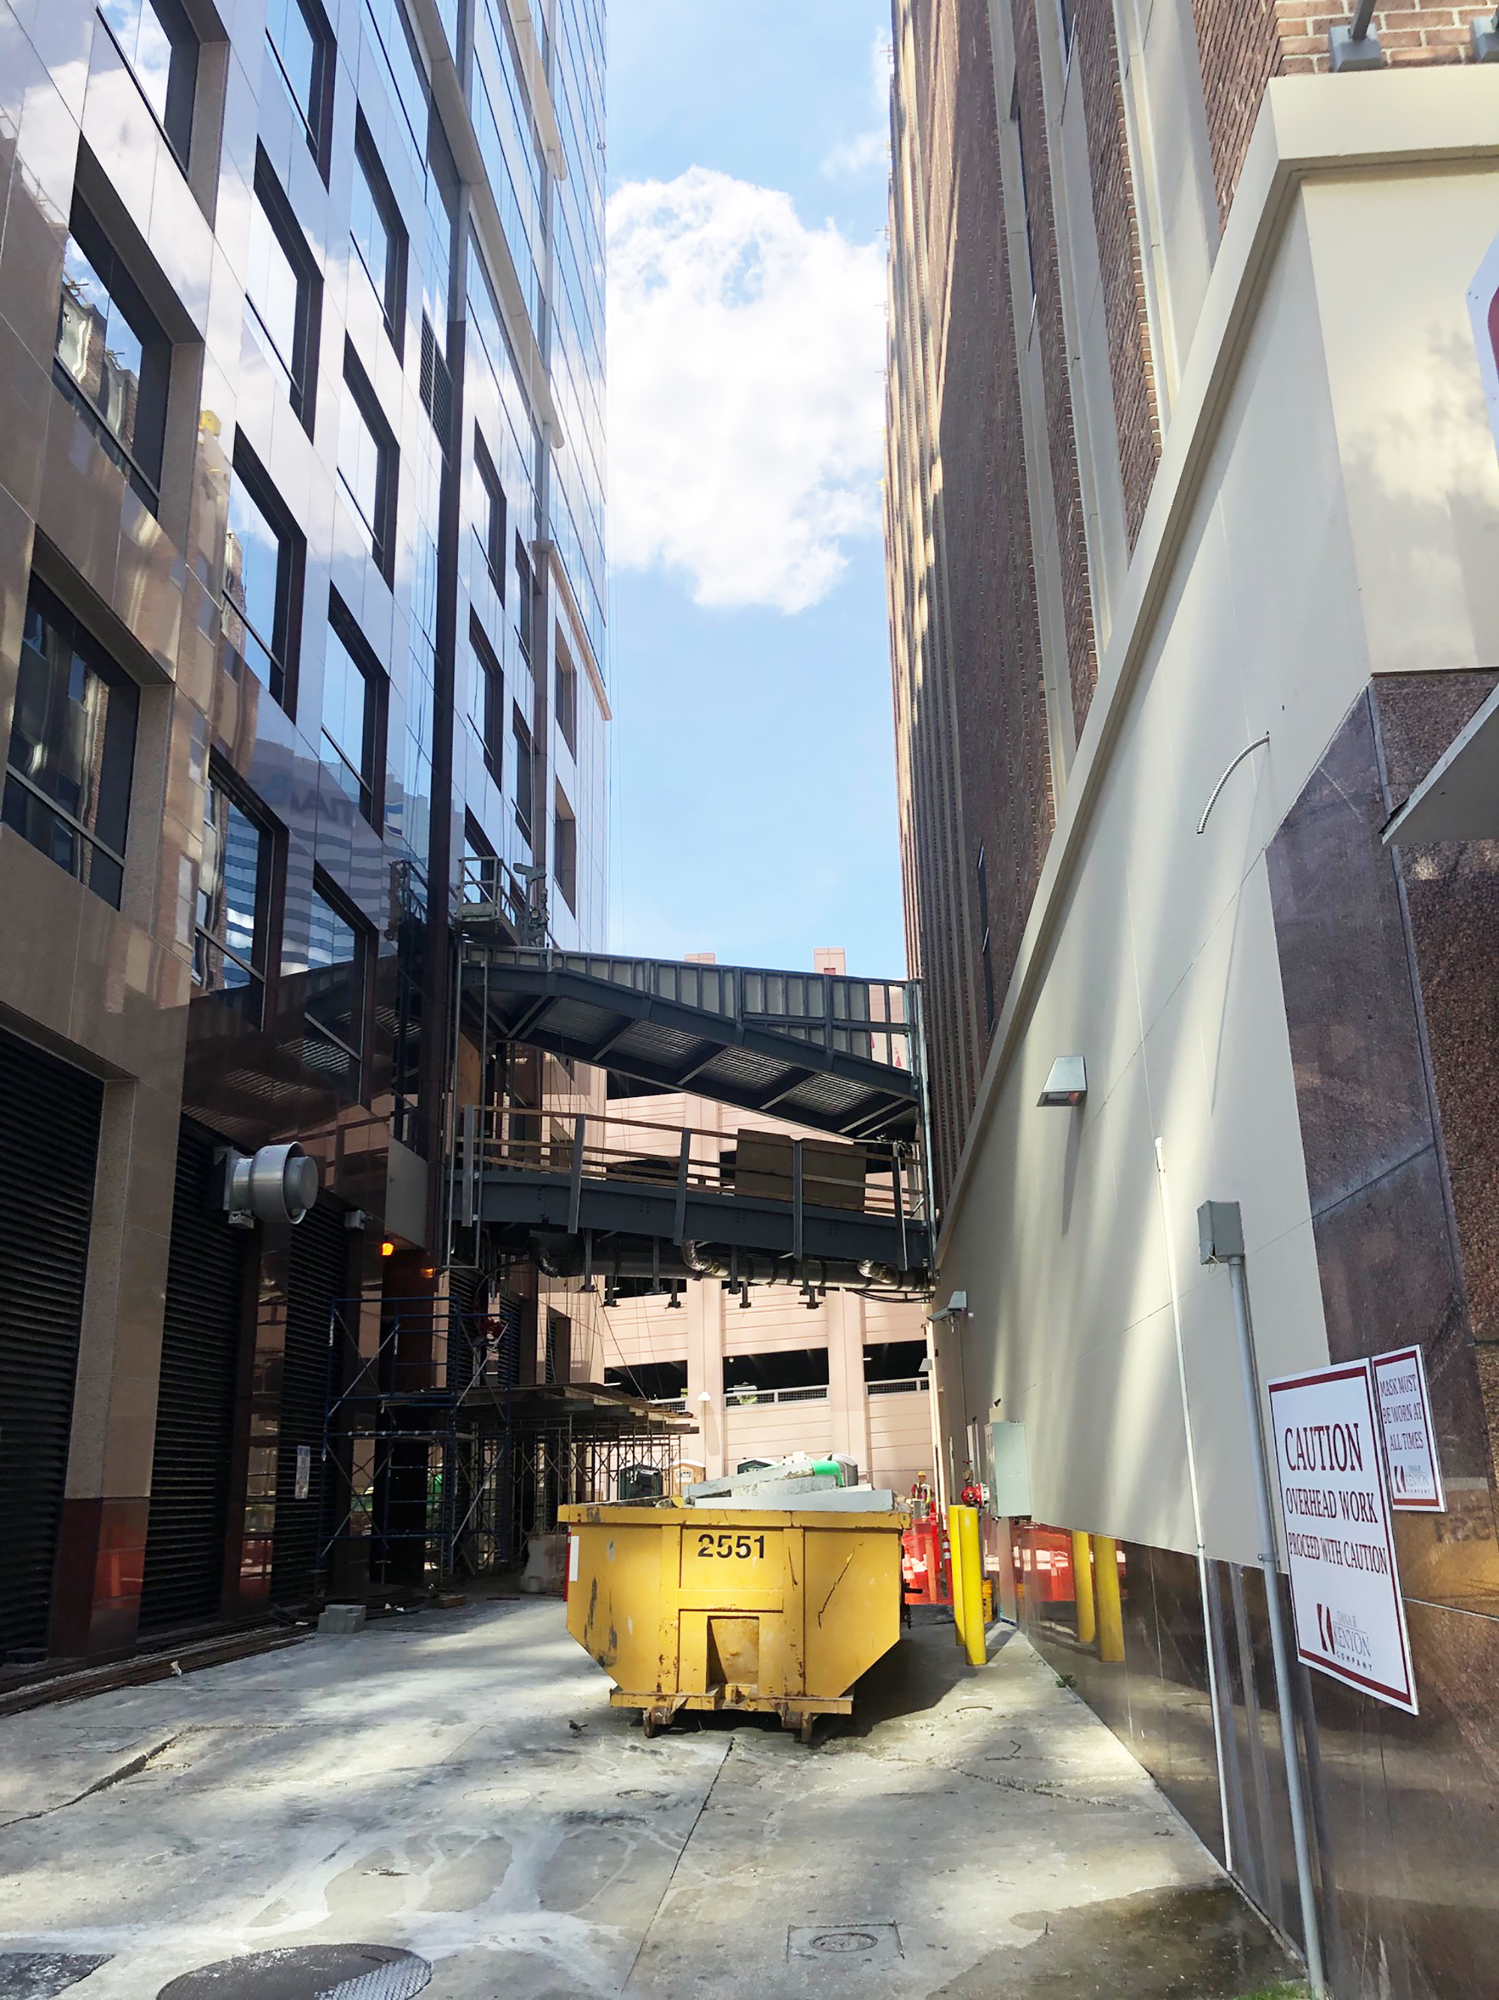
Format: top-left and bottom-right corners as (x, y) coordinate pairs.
(157, 1945), (431, 2000)
(0, 1955), (112, 1997)
(787, 1924), (902, 1963)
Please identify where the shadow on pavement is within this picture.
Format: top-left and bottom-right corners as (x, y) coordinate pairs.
(834, 1619), (1016, 1738)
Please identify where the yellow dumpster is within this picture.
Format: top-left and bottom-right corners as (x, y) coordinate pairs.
(560, 1502), (908, 1742)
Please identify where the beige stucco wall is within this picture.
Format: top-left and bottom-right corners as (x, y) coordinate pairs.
(935, 77), (1499, 1568)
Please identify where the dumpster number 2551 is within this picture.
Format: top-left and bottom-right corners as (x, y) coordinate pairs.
(697, 1532), (766, 1559)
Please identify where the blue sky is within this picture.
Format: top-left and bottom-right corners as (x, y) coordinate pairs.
(602, 1), (907, 979)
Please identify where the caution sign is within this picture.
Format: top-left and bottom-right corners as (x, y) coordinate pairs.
(1372, 1346), (1445, 1513)
(1268, 1360), (1417, 1715)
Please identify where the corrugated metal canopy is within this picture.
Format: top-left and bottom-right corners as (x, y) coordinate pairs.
(458, 946), (922, 1141)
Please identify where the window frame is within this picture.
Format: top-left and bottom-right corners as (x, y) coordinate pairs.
(302, 873), (372, 1087)
(554, 627), (577, 758)
(553, 781), (576, 915)
(512, 704), (533, 843)
(97, 0), (198, 168)
(461, 810), (500, 907)
(2, 575), (140, 911)
(264, 0), (332, 172)
(470, 612), (504, 783)
(351, 111), (407, 353)
(193, 760), (275, 1022)
(246, 150), (320, 429)
(223, 439), (302, 710)
(473, 429), (506, 596)
(515, 532), (534, 662)
(53, 197), (171, 514)
(338, 341), (398, 581)
(975, 843), (995, 1032)
(1009, 81), (1038, 308)
(322, 595), (383, 825)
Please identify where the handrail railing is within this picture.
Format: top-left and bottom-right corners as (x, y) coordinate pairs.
(453, 1103), (929, 1236)
(724, 1384), (830, 1407)
(865, 1376), (930, 1396)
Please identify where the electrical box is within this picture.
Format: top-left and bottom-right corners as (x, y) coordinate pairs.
(988, 1421), (1032, 1516)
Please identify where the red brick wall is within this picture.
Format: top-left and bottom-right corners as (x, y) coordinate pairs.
(1012, 0), (1099, 742)
(1074, 0), (1161, 549)
(1194, 0), (1488, 226)
(942, 0), (1055, 1069)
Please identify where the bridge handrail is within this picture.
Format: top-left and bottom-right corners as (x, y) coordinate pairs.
(452, 1103), (929, 1228)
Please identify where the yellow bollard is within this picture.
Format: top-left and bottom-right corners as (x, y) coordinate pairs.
(1071, 1530), (1096, 1646)
(951, 1505), (987, 1666)
(948, 1504), (968, 1654)
(1094, 1533), (1125, 1663)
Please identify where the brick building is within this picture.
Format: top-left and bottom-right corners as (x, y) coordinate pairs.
(885, 0), (1499, 1989)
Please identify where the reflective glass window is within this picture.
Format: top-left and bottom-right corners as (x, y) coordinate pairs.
(54, 211), (168, 509)
(338, 354), (394, 576)
(304, 886), (365, 1075)
(246, 173), (310, 414)
(512, 706), (532, 840)
(462, 814), (499, 905)
(351, 152), (390, 315)
(264, 0), (324, 158)
(194, 774), (269, 1018)
(322, 620), (372, 817)
(98, 0), (196, 161)
(223, 458), (293, 703)
(2, 579), (138, 909)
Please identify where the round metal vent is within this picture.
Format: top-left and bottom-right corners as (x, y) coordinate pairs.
(156, 1945), (430, 2000)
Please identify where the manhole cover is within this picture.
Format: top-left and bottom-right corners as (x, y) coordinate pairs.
(0, 1955), (111, 1997)
(787, 1924), (902, 1963)
(157, 1946), (430, 1999)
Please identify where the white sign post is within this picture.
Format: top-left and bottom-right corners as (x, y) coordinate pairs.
(1372, 1346), (1445, 1513)
(1268, 1360), (1418, 1714)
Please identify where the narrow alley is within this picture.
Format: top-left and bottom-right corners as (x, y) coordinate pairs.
(0, 1601), (1301, 1999)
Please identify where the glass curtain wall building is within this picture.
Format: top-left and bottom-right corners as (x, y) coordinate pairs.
(0, 0), (606, 1661)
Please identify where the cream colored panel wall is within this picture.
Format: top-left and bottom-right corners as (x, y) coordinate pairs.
(939, 195), (1379, 1567)
(599, 1299), (689, 1370)
(867, 1393), (934, 1492)
(723, 1404), (838, 1466)
(1304, 168), (1499, 679)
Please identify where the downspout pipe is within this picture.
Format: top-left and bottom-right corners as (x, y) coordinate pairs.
(1199, 1200), (1327, 1998)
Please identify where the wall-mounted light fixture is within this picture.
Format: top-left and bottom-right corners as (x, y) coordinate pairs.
(927, 1290), (968, 1324)
(1037, 1057), (1087, 1108)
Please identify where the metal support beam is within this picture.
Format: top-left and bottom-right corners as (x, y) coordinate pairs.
(792, 1139), (804, 1265)
(672, 1129), (691, 1244)
(567, 1113), (586, 1234)
(460, 1105), (478, 1227)
(894, 1147), (907, 1272)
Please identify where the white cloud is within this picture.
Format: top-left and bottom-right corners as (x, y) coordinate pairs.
(822, 130), (888, 180)
(606, 168), (886, 613)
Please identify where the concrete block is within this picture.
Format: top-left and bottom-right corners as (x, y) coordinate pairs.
(521, 1533), (568, 1595)
(318, 1603), (367, 1634)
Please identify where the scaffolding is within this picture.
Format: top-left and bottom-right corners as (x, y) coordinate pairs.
(317, 1292), (691, 1592)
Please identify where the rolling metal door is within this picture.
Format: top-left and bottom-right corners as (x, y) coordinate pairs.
(138, 1125), (247, 1633)
(270, 1198), (348, 1605)
(0, 1028), (102, 1662)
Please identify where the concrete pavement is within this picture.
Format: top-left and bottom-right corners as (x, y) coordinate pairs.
(0, 1599), (1302, 1997)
